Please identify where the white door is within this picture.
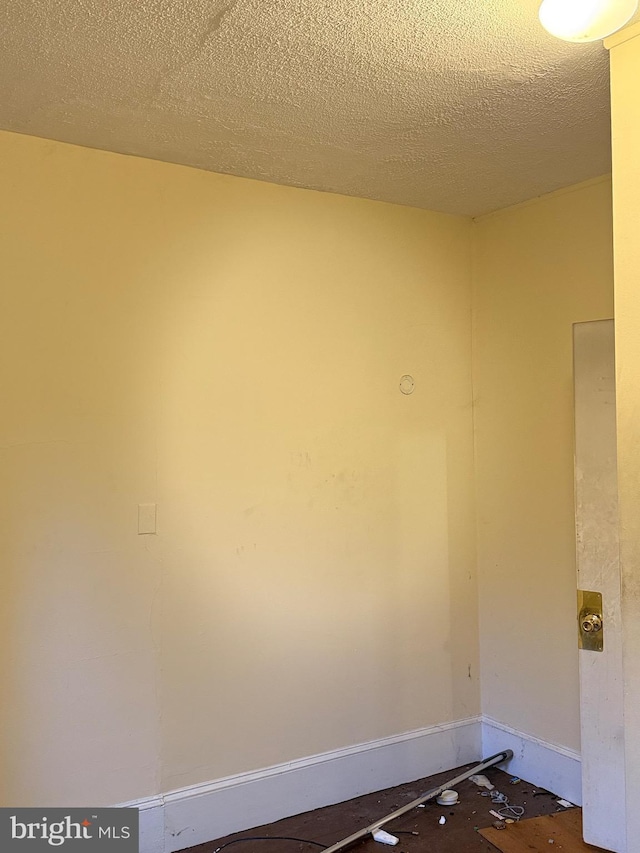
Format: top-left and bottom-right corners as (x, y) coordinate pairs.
(573, 319), (626, 852)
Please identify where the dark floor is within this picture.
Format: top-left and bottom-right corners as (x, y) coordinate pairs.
(177, 763), (573, 853)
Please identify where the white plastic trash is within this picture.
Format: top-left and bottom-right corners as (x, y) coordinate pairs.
(371, 830), (399, 846)
(469, 774), (495, 790)
(436, 789), (459, 805)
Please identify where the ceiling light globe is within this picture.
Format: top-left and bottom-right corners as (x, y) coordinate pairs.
(539, 0), (638, 42)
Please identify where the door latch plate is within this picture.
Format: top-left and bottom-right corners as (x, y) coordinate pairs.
(578, 589), (603, 652)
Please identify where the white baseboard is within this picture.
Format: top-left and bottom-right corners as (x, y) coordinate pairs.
(164, 716), (481, 853)
(121, 715), (582, 853)
(124, 716), (482, 853)
(128, 797), (164, 853)
(481, 716), (582, 806)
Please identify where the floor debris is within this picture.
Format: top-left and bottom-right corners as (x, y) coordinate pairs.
(436, 789), (459, 806)
(199, 763), (571, 853)
(469, 774), (495, 790)
(372, 829), (399, 845)
(319, 750), (513, 853)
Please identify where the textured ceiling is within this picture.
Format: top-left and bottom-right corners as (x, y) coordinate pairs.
(0, 0), (618, 215)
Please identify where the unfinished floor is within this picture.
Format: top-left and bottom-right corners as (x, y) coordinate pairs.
(176, 764), (585, 853)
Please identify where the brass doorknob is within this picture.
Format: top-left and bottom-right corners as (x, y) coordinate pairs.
(581, 613), (603, 633)
(578, 591), (603, 652)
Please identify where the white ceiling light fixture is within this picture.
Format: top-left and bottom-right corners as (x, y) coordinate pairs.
(539, 0), (638, 42)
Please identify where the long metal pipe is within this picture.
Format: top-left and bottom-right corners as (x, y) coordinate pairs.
(322, 749), (514, 853)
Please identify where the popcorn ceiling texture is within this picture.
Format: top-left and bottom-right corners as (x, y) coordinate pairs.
(0, 0), (615, 215)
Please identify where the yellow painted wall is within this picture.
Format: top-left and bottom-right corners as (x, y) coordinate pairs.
(607, 22), (640, 847)
(0, 130), (478, 805)
(472, 178), (614, 751)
